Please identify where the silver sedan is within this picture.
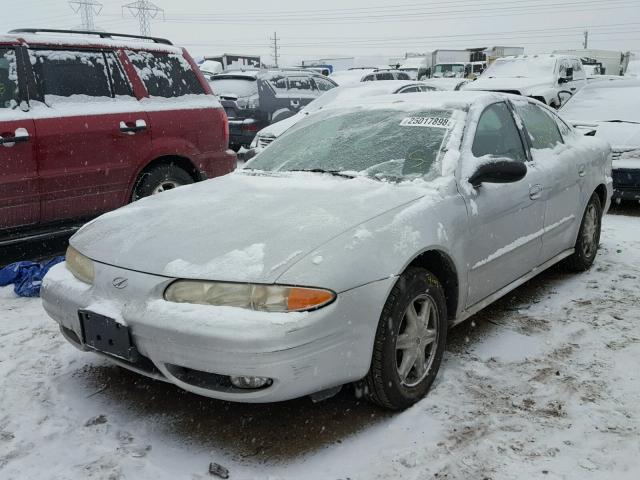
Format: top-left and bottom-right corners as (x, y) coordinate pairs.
(42, 92), (612, 410)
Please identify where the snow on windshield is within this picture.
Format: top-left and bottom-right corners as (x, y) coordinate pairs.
(483, 57), (557, 79)
(560, 82), (640, 123)
(246, 107), (456, 181)
(209, 77), (258, 97)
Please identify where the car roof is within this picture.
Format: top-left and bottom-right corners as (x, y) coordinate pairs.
(329, 90), (506, 111)
(339, 80), (435, 94)
(497, 53), (580, 62)
(0, 31), (181, 53)
(213, 69), (328, 80)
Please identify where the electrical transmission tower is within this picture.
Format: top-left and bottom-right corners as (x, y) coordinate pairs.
(270, 32), (280, 68)
(122, 0), (165, 36)
(69, 0), (103, 31)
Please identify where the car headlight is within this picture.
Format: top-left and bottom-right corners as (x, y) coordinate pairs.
(66, 246), (95, 284)
(164, 280), (335, 312)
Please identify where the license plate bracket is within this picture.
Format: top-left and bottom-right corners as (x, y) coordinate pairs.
(79, 310), (138, 362)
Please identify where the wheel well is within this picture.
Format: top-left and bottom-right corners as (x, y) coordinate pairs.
(406, 250), (459, 320)
(139, 156), (201, 182)
(594, 184), (607, 209)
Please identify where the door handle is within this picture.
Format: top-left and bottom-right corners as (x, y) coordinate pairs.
(529, 184), (543, 200)
(0, 129), (30, 146)
(578, 164), (586, 177)
(119, 119), (147, 135)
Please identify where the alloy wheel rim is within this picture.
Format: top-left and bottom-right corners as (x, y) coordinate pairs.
(395, 294), (439, 387)
(582, 204), (599, 258)
(152, 180), (181, 194)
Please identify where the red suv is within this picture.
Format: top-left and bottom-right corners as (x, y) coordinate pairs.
(0, 29), (235, 245)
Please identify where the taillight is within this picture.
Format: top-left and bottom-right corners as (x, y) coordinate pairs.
(241, 123), (259, 133)
(221, 109), (229, 148)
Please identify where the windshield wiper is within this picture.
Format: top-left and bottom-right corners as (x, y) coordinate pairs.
(287, 168), (356, 179)
(602, 119), (640, 125)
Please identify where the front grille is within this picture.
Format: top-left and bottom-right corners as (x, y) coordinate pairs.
(258, 136), (275, 148)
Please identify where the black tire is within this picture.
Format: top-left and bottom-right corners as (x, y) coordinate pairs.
(132, 163), (194, 201)
(363, 267), (448, 410)
(565, 193), (602, 271)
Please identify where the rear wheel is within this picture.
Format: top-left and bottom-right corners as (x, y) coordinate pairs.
(132, 164), (194, 201)
(565, 193), (602, 271)
(363, 267), (448, 410)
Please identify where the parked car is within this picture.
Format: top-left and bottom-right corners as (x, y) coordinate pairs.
(210, 69), (337, 151)
(361, 69), (412, 81)
(0, 28), (235, 246)
(42, 91), (612, 410)
(247, 80), (441, 157)
(328, 68), (376, 86)
(464, 54), (587, 107)
(560, 79), (640, 201)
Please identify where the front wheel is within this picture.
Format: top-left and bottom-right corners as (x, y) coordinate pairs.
(362, 267), (448, 410)
(132, 164), (194, 201)
(564, 193), (602, 271)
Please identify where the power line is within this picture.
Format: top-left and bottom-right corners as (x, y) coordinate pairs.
(122, 0), (164, 35)
(69, 0), (103, 30)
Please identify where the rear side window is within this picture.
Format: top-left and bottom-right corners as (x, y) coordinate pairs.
(31, 49), (111, 99)
(377, 72), (394, 80)
(362, 74), (374, 82)
(314, 77), (335, 92)
(472, 102), (527, 161)
(396, 72), (411, 80)
(269, 75), (288, 92)
(126, 50), (204, 97)
(0, 48), (19, 108)
(514, 103), (563, 149)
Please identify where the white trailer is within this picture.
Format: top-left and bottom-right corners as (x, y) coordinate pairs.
(553, 49), (627, 76)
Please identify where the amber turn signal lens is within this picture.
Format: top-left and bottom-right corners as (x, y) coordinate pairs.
(287, 287), (335, 311)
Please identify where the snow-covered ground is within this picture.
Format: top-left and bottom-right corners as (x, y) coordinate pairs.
(1, 212), (639, 480)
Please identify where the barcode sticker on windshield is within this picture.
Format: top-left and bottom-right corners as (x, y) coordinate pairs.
(400, 117), (452, 128)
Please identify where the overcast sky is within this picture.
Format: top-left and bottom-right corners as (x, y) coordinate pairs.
(3, 0), (640, 65)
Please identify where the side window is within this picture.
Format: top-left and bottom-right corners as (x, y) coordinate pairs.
(0, 48), (19, 108)
(314, 77), (335, 92)
(269, 75), (288, 92)
(31, 49), (111, 100)
(288, 76), (314, 92)
(362, 74), (374, 82)
(397, 72), (410, 80)
(106, 52), (133, 97)
(377, 72), (394, 80)
(514, 103), (563, 149)
(472, 102), (527, 161)
(126, 50), (205, 98)
(399, 86), (419, 93)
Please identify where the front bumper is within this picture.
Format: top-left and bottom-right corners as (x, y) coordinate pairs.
(41, 262), (393, 403)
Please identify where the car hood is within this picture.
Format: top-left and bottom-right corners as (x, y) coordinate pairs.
(257, 112), (304, 139)
(464, 76), (554, 93)
(588, 122), (640, 150)
(71, 171), (427, 283)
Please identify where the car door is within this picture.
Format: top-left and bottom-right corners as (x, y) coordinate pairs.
(30, 48), (150, 224)
(460, 101), (547, 307)
(512, 100), (581, 262)
(286, 75), (317, 111)
(0, 45), (38, 231)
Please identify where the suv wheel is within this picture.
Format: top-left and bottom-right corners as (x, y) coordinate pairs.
(132, 164), (194, 201)
(362, 267), (448, 410)
(565, 193), (602, 271)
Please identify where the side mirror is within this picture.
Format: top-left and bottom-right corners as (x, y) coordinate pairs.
(468, 159), (527, 187)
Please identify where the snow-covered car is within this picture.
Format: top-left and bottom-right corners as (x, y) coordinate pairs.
(42, 92), (612, 410)
(560, 79), (640, 201)
(247, 80), (441, 157)
(361, 69), (412, 82)
(464, 54), (587, 107)
(328, 68), (376, 86)
(420, 78), (470, 91)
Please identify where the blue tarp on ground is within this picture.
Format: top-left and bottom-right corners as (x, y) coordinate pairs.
(0, 257), (65, 297)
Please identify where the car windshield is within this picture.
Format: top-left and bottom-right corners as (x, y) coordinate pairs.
(245, 107), (455, 181)
(560, 82), (640, 123)
(433, 64), (465, 77)
(209, 77), (258, 97)
(483, 57), (556, 78)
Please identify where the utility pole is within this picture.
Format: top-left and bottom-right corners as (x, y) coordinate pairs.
(69, 0), (102, 31)
(270, 32), (280, 68)
(122, 0), (164, 36)
(583, 30), (589, 49)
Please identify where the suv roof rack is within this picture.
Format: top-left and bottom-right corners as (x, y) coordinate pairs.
(8, 28), (173, 46)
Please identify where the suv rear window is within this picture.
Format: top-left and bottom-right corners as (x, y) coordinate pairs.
(209, 77), (258, 97)
(31, 50), (112, 99)
(126, 50), (204, 97)
(0, 48), (19, 108)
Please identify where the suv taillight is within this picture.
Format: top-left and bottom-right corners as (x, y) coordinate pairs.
(221, 109), (229, 148)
